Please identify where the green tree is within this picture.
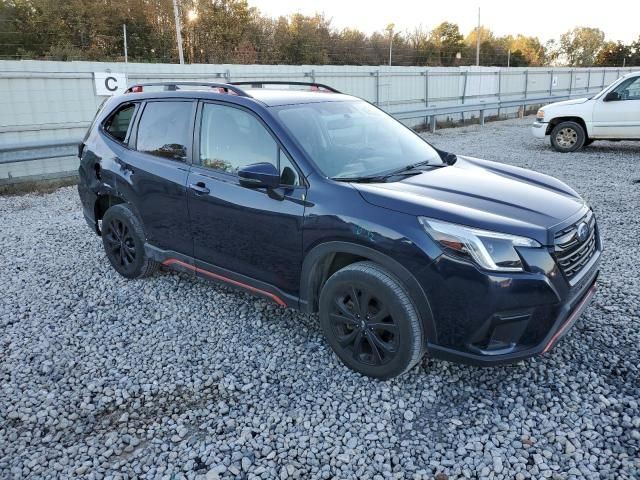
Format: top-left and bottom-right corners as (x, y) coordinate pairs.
(559, 27), (605, 66)
(430, 22), (465, 66)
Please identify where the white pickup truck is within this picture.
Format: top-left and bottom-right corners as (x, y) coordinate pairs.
(532, 71), (640, 152)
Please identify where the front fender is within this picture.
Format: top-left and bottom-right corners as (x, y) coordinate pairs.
(300, 241), (438, 344)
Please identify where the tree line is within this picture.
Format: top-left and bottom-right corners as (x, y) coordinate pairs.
(1, 0), (638, 67)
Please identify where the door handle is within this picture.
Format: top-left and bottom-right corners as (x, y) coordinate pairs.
(189, 182), (210, 195)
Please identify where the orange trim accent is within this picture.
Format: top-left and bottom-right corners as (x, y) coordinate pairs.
(543, 284), (597, 354)
(161, 258), (286, 307)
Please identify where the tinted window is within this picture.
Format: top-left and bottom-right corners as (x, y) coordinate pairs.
(613, 77), (640, 100)
(104, 104), (135, 142)
(136, 101), (193, 161)
(200, 104), (278, 174)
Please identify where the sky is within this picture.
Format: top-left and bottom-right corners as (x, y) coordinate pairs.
(249, 0), (640, 44)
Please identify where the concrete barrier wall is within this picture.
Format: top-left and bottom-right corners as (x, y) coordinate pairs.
(0, 60), (636, 184)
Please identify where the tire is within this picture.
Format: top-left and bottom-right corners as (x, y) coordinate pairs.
(318, 261), (424, 379)
(101, 203), (159, 279)
(550, 121), (586, 152)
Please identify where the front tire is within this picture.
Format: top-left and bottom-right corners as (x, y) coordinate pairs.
(550, 121), (586, 152)
(101, 204), (159, 279)
(318, 261), (424, 379)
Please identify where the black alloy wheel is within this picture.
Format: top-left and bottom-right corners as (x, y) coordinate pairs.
(319, 261), (424, 379)
(104, 218), (137, 272)
(330, 285), (399, 366)
(101, 204), (159, 279)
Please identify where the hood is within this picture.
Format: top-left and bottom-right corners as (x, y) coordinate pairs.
(353, 156), (586, 245)
(544, 97), (590, 109)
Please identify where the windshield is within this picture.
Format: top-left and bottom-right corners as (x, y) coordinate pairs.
(274, 100), (442, 179)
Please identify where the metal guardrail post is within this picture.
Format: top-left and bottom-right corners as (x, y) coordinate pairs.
(373, 70), (380, 105)
(587, 69), (591, 92)
(549, 69), (554, 96)
(424, 69), (429, 127)
(430, 115), (436, 133)
(568, 69), (573, 97)
(497, 70), (501, 119)
(521, 70), (529, 117)
(480, 109), (485, 126)
(224, 69), (231, 82)
(602, 69), (606, 89)
(461, 71), (468, 123)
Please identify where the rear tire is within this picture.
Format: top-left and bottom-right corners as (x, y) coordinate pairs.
(550, 121), (586, 152)
(318, 261), (424, 379)
(101, 204), (159, 279)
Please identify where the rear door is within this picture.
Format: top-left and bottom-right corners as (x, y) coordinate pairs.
(187, 101), (306, 296)
(592, 76), (640, 139)
(117, 99), (196, 256)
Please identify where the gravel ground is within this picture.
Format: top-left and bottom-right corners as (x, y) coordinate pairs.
(0, 117), (639, 479)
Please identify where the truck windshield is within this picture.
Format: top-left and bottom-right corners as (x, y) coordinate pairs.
(275, 100), (442, 179)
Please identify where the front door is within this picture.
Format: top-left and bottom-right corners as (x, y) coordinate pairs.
(592, 76), (640, 139)
(187, 101), (306, 297)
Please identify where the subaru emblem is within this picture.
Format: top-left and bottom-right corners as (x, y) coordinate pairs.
(577, 222), (589, 242)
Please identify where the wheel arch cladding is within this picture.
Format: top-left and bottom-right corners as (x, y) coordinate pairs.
(300, 241), (437, 344)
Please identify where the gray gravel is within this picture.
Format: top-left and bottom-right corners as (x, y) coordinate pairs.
(1, 116), (639, 479)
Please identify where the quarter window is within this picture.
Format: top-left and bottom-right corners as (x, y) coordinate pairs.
(136, 101), (193, 161)
(279, 150), (300, 186)
(103, 104), (135, 142)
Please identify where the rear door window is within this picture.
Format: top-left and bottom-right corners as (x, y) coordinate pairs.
(136, 101), (194, 162)
(103, 104), (135, 142)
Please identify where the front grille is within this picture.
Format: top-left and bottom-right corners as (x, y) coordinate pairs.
(553, 210), (598, 281)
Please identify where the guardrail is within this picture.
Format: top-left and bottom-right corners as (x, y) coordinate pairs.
(395, 92), (588, 131)
(0, 89), (599, 185)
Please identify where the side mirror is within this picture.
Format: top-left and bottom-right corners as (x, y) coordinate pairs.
(238, 162), (281, 189)
(604, 91), (620, 102)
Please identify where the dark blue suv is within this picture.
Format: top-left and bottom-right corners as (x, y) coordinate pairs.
(78, 81), (600, 379)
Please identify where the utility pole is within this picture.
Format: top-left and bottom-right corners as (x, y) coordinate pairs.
(172, 0), (185, 64)
(123, 24), (128, 64)
(475, 7), (480, 66)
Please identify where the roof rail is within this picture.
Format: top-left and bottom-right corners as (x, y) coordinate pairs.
(124, 82), (251, 97)
(230, 81), (341, 93)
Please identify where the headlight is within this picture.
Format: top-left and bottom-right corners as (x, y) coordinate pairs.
(418, 217), (541, 272)
(536, 109), (545, 120)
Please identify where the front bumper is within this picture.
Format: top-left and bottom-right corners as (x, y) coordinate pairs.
(419, 240), (601, 367)
(531, 121), (548, 138)
(427, 275), (597, 366)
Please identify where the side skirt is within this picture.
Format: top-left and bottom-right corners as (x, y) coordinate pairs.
(144, 244), (299, 308)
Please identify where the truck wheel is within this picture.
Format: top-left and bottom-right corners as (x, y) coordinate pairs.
(318, 261), (424, 379)
(550, 121), (586, 152)
(101, 204), (159, 279)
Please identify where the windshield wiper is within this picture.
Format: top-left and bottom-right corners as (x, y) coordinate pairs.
(331, 170), (420, 183)
(332, 160), (449, 183)
(385, 159), (446, 176)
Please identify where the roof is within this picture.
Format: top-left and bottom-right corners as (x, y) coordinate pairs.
(243, 88), (355, 107)
(121, 82), (357, 107)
